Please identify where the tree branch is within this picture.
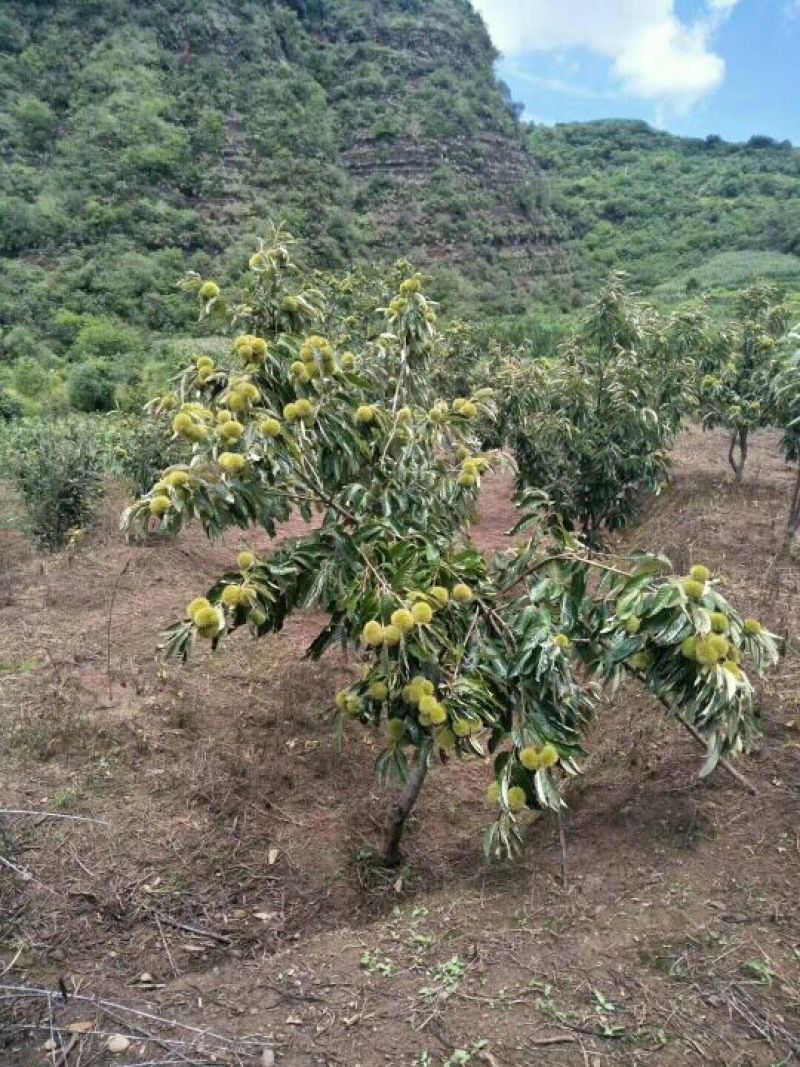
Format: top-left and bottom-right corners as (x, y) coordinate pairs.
(623, 664), (757, 795)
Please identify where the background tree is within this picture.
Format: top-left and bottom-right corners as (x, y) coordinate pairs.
(68, 362), (117, 413)
(529, 119), (800, 298)
(774, 329), (800, 547)
(500, 276), (695, 544)
(699, 282), (790, 482)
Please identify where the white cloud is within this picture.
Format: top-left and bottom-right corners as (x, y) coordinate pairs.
(505, 66), (621, 102)
(472, 0), (739, 110)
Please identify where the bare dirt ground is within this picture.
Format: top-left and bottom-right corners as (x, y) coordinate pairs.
(1, 427), (799, 1067)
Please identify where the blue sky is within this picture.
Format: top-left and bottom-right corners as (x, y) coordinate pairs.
(471, 0), (800, 144)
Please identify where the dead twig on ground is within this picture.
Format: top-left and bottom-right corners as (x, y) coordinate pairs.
(6, 1022), (221, 1067)
(153, 913), (232, 944)
(46, 992), (56, 1067)
(0, 947), (23, 977)
(0, 809), (112, 827)
(0, 983), (268, 1062)
(529, 1035), (577, 1046)
(155, 914), (181, 979)
(0, 853), (33, 882)
(721, 983), (800, 1054)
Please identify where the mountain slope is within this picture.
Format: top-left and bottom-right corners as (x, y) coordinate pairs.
(528, 119), (800, 299)
(0, 0), (572, 361)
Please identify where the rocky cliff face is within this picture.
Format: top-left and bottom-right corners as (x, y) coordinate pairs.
(314, 0), (573, 306)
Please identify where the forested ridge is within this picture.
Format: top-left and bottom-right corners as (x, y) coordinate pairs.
(529, 119), (800, 299)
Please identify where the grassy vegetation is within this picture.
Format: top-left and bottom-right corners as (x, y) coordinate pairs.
(529, 119), (800, 301)
(654, 250), (800, 304)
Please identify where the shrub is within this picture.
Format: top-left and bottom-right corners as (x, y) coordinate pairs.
(71, 317), (141, 362)
(8, 421), (104, 551)
(51, 310), (91, 351)
(0, 387), (22, 421)
(11, 356), (48, 398)
(1, 325), (40, 362)
(68, 362), (116, 413)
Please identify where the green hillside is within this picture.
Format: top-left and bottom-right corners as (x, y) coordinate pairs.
(528, 119), (800, 301)
(4, 1), (800, 420)
(0, 0), (573, 371)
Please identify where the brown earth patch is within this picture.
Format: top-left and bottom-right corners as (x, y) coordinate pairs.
(1, 428), (799, 1066)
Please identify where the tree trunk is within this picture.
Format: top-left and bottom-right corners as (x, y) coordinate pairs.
(728, 427), (748, 484)
(738, 428), (748, 483)
(383, 740), (432, 867)
(785, 464), (800, 550)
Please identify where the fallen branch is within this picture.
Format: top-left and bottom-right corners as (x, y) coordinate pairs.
(154, 913), (231, 944)
(0, 947), (23, 977)
(0, 984), (264, 1056)
(154, 914), (181, 979)
(0, 854), (33, 882)
(724, 983), (800, 1054)
(0, 809), (112, 827)
(6, 1024), (222, 1067)
(0, 853), (57, 895)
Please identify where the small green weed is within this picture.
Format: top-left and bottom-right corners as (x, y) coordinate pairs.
(360, 948), (393, 978)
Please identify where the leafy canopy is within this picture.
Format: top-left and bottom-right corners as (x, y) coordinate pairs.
(494, 276), (698, 542)
(123, 231), (778, 860)
(699, 282), (789, 436)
